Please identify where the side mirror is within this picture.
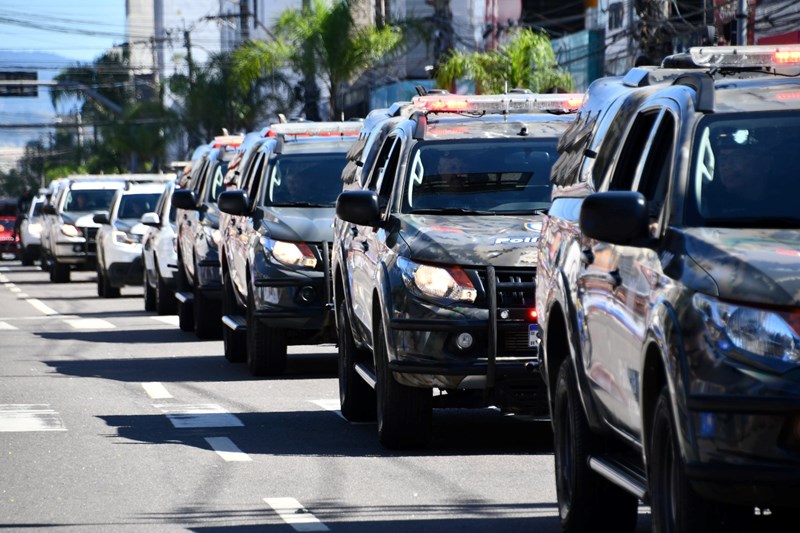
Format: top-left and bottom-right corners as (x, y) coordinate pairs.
(336, 190), (381, 227)
(92, 212), (111, 225)
(172, 189), (198, 210)
(42, 204), (56, 215)
(141, 212), (160, 227)
(218, 190), (250, 216)
(580, 191), (650, 246)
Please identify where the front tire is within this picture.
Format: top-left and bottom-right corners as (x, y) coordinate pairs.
(143, 263), (156, 311)
(155, 269), (177, 315)
(193, 286), (222, 340)
(375, 317), (432, 449)
(51, 261), (70, 283)
(98, 264), (120, 298)
(246, 284), (287, 376)
(338, 302), (376, 421)
(553, 358), (638, 532)
(222, 271), (246, 363)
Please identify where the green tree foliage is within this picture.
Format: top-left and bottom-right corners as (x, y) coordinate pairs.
(435, 29), (574, 94)
(232, 0), (403, 119)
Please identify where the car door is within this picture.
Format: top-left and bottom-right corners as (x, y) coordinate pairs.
(348, 132), (404, 341)
(233, 148), (269, 299)
(579, 105), (677, 437)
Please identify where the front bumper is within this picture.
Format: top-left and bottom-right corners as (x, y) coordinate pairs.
(252, 276), (335, 335)
(0, 240), (19, 255)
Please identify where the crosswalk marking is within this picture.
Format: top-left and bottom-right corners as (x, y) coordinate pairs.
(264, 497), (329, 532)
(26, 298), (58, 316)
(17, 293), (29, 299)
(204, 437), (252, 462)
(151, 316), (179, 326)
(154, 404), (244, 428)
(142, 382), (172, 399)
(0, 404), (66, 432)
(63, 318), (115, 329)
(0, 321), (17, 330)
(9, 286), (20, 293)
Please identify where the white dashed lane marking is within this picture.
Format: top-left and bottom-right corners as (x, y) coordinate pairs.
(9, 286), (20, 293)
(0, 321), (17, 330)
(204, 437), (252, 462)
(142, 382), (172, 399)
(264, 497), (329, 532)
(154, 404), (244, 428)
(63, 318), (115, 330)
(25, 298), (59, 316)
(0, 405), (66, 432)
(151, 316), (179, 326)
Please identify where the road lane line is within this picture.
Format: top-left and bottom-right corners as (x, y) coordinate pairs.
(0, 321), (17, 330)
(142, 382), (172, 399)
(264, 498), (329, 532)
(3, 282), (13, 287)
(0, 404), (66, 432)
(204, 437), (252, 462)
(154, 404), (244, 428)
(151, 316), (179, 326)
(17, 293), (29, 299)
(63, 318), (115, 329)
(25, 298), (59, 316)
(9, 287), (20, 293)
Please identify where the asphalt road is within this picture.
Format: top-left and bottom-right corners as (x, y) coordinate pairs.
(0, 261), (652, 532)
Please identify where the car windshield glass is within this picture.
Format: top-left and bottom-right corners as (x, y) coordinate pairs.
(206, 162), (230, 203)
(64, 189), (117, 212)
(118, 193), (161, 220)
(31, 200), (44, 217)
(689, 112), (800, 227)
(401, 139), (557, 214)
(263, 153), (347, 206)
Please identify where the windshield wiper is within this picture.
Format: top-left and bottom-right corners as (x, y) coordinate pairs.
(704, 216), (800, 228)
(411, 208), (497, 215)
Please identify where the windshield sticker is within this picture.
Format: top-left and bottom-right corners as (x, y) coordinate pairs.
(494, 236), (538, 245)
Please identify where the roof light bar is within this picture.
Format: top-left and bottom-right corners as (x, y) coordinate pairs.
(411, 93), (584, 114)
(690, 45), (800, 68)
(268, 121), (364, 137)
(211, 134), (244, 148)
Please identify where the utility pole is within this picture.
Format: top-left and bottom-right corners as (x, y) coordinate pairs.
(735, 0), (748, 45)
(240, 0), (250, 42)
(183, 29), (194, 86)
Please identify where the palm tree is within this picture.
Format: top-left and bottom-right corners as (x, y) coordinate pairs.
(435, 29), (574, 94)
(232, 0), (403, 120)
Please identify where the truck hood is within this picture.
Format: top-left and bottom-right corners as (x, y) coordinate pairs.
(684, 227), (800, 306)
(262, 206), (335, 242)
(397, 214), (542, 268)
(62, 212), (100, 228)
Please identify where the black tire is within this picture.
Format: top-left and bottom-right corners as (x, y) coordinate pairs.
(178, 298), (194, 332)
(155, 269), (177, 315)
(51, 261), (70, 283)
(98, 264), (120, 298)
(246, 285), (287, 376)
(21, 249), (34, 266)
(649, 387), (751, 533)
(143, 264), (156, 311)
(193, 286), (222, 340)
(222, 271), (246, 363)
(375, 316), (432, 449)
(338, 302), (376, 421)
(553, 358), (638, 533)
(96, 267), (106, 297)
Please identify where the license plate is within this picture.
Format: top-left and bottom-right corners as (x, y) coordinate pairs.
(528, 324), (539, 347)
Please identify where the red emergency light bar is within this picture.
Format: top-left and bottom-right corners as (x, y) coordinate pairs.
(267, 121), (364, 138)
(412, 93), (584, 115)
(691, 45), (800, 68)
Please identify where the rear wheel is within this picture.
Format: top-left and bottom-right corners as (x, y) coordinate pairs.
(246, 284), (287, 376)
(375, 317), (432, 449)
(222, 271), (246, 362)
(553, 358), (638, 533)
(338, 302), (376, 421)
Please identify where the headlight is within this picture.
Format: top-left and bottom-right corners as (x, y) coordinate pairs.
(398, 257), (477, 303)
(262, 237), (317, 268)
(204, 227), (222, 246)
(113, 230), (142, 245)
(28, 222), (42, 236)
(693, 293), (800, 367)
(60, 224), (81, 238)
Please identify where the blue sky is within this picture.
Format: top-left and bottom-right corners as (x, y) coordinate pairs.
(0, 0), (126, 64)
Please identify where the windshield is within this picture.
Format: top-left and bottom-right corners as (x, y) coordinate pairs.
(118, 193), (161, 220)
(689, 112), (800, 227)
(64, 189), (117, 212)
(401, 140), (558, 214)
(206, 161), (229, 204)
(263, 153), (347, 206)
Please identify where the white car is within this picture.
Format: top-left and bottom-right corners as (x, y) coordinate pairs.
(19, 195), (46, 266)
(141, 180), (178, 314)
(95, 182), (167, 298)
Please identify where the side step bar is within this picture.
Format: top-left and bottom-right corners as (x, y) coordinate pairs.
(588, 455), (648, 501)
(222, 314), (247, 332)
(354, 362), (377, 389)
(175, 291), (194, 304)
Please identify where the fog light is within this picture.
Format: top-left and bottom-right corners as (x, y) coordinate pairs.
(500, 309), (510, 319)
(72, 244), (83, 253)
(299, 286), (316, 303)
(456, 332), (473, 350)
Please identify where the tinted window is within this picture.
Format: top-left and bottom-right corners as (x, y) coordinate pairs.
(64, 189), (117, 212)
(206, 162), (229, 203)
(118, 193), (162, 219)
(402, 140), (558, 214)
(263, 153), (348, 206)
(688, 112), (800, 226)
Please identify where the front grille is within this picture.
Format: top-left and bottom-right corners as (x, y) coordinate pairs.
(81, 227), (99, 243)
(500, 330), (535, 354)
(476, 268), (536, 307)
